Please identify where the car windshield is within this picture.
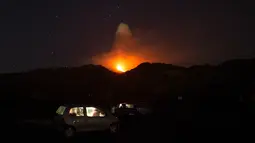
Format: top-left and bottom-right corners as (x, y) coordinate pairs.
(56, 106), (66, 115)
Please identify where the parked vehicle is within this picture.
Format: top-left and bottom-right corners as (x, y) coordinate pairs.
(54, 104), (119, 138)
(112, 103), (145, 116)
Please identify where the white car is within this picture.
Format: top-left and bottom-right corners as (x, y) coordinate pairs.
(54, 104), (119, 138)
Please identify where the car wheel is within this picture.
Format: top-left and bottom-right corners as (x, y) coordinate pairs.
(109, 123), (119, 133)
(64, 127), (75, 138)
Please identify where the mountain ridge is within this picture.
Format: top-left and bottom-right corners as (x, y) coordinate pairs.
(0, 58), (254, 104)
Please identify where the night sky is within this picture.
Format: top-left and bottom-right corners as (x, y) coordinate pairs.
(1, 0), (254, 73)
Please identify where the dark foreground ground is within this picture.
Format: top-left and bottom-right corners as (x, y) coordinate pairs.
(4, 111), (253, 143)
(1, 98), (254, 143)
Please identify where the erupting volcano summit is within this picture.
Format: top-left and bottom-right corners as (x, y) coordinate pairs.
(92, 23), (146, 73)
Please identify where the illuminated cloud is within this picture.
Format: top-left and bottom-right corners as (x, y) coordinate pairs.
(116, 23), (132, 37)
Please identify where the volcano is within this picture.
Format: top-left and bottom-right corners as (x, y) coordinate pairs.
(92, 23), (146, 73)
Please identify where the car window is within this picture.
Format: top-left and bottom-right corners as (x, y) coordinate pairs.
(56, 106), (66, 115)
(69, 107), (84, 116)
(86, 107), (105, 117)
(118, 103), (134, 108)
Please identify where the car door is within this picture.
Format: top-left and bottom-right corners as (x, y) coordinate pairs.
(66, 106), (88, 131)
(85, 106), (110, 131)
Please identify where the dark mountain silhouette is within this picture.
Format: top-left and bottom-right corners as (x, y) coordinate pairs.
(127, 62), (185, 74)
(0, 58), (254, 108)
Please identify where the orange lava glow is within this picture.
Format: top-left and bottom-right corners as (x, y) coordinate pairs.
(96, 51), (145, 73)
(116, 64), (125, 72)
(92, 23), (160, 73)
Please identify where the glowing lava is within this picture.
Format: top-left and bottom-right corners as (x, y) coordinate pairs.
(116, 64), (125, 72)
